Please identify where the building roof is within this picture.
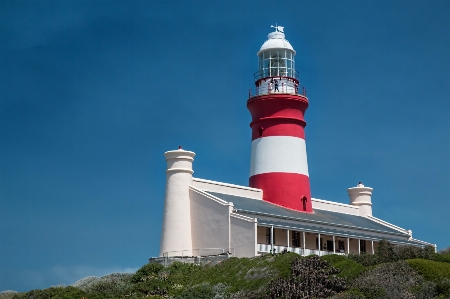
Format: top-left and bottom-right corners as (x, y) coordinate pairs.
(206, 191), (427, 247)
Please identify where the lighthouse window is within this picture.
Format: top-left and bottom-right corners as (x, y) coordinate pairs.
(259, 49), (295, 80)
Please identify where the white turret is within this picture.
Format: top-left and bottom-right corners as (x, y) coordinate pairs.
(159, 147), (195, 257)
(347, 182), (373, 217)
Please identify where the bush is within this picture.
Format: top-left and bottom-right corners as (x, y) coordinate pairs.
(331, 289), (366, 299)
(436, 278), (450, 296)
(351, 261), (424, 299)
(267, 255), (346, 298)
(11, 286), (88, 299)
(407, 259), (450, 281)
(322, 255), (367, 281)
(435, 250), (450, 264)
(83, 273), (133, 297)
(131, 263), (164, 283)
(175, 283), (215, 299)
(347, 253), (379, 267)
(0, 291), (18, 299)
(375, 240), (398, 264)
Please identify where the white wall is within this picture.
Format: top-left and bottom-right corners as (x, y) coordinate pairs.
(312, 198), (360, 216)
(192, 177), (263, 200)
(189, 187), (231, 255)
(230, 214), (257, 258)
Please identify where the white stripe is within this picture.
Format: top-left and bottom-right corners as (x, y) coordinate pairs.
(250, 136), (309, 176)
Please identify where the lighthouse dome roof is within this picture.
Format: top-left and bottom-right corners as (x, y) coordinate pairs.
(258, 29), (295, 55)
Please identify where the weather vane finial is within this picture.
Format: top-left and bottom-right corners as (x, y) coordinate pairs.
(271, 24), (284, 33)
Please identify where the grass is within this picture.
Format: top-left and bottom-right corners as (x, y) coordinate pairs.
(8, 246), (450, 299)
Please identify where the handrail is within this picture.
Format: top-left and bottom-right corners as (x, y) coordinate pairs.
(249, 79), (307, 98)
(162, 248), (234, 258)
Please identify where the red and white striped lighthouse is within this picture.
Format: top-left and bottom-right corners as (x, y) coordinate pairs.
(248, 26), (312, 213)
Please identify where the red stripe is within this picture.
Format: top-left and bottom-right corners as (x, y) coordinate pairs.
(251, 120), (306, 140)
(249, 172), (312, 213)
(247, 94), (308, 141)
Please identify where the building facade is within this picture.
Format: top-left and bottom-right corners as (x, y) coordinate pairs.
(158, 27), (435, 259)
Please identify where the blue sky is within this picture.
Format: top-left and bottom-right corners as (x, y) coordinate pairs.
(1, 0), (449, 292)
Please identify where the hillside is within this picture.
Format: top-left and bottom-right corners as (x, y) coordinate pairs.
(2, 241), (450, 299)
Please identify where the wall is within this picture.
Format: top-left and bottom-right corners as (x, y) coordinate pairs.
(305, 232), (316, 249)
(312, 198), (360, 216)
(230, 214), (257, 257)
(274, 228), (287, 246)
(257, 226), (267, 244)
(189, 187), (231, 255)
(192, 177), (262, 200)
(349, 238), (359, 254)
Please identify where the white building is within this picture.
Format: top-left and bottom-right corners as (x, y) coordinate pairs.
(157, 27), (435, 259)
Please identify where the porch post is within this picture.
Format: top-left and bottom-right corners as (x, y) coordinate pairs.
(287, 230), (290, 248)
(372, 240), (374, 254)
(302, 231), (306, 253)
(333, 236), (336, 254)
(358, 239), (360, 255)
(347, 238), (350, 254)
(318, 233), (321, 256)
(270, 226), (274, 252)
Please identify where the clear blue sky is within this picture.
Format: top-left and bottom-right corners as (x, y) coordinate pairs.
(1, 0), (449, 292)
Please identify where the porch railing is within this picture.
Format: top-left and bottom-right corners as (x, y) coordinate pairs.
(257, 244), (345, 256)
(162, 248), (234, 258)
(249, 80), (307, 98)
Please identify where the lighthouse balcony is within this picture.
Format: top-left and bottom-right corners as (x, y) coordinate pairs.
(248, 78), (307, 99)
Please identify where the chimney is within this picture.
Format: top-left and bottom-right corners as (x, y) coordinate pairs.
(347, 182), (373, 217)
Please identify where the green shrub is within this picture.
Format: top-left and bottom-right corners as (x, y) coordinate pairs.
(321, 254), (348, 264)
(334, 260), (366, 282)
(331, 289), (366, 299)
(321, 255), (367, 281)
(435, 251), (450, 264)
(132, 279), (170, 297)
(267, 255), (346, 298)
(174, 283), (215, 299)
(347, 253), (379, 267)
(436, 278), (450, 296)
(131, 263), (164, 283)
(375, 240), (398, 264)
(0, 291), (18, 299)
(407, 259), (450, 281)
(11, 286), (88, 299)
(352, 261), (423, 299)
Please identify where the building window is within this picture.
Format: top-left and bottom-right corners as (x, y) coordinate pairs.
(360, 240), (366, 253)
(266, 227), (270, 244)
(292, 231), (301, 247)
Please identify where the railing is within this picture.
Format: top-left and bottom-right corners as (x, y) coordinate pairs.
(254, 70), (300, 82)
(248, 79), (307, 98)
(162, 248), (234, 258)
(257, 244), (345, 256)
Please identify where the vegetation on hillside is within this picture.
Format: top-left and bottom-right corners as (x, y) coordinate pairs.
(3, 242), (450, 299)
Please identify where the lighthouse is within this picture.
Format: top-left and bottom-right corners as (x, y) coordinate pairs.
(153, 26), (436, 260)
(247, 26), (312, 212)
